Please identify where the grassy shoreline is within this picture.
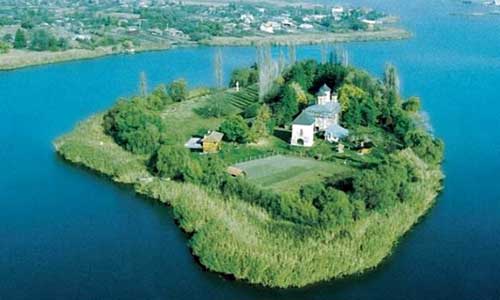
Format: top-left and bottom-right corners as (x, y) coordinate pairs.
(0, 44), (177, 71)
(54, 113), (443, 288)
(0, 28), (409, 71)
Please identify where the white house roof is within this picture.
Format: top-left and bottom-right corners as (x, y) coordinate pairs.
(316, 84), (332, 96)
(185, 137), (203, 149)
(304, 102), (340, 116)
(326, 123), (349, 139)
(292, 111), (316, 126)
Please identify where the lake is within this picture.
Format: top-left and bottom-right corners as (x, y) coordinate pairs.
(1, 0), (499, 299)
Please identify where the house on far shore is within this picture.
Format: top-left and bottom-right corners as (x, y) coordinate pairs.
(361, 19), (377, 30)
(184, 131), (224, 153)
(290, 84), (349, 147)
(299, 23), (314, 30)
(260, 21), (281, 34)
(331, 6), (345, 21)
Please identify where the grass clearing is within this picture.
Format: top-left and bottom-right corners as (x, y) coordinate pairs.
(234, 155), (352, 192)
(159, 86), (258, 144)
(160, 94), (225, 143)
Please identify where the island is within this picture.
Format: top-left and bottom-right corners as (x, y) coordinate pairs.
(54, 52), (444, 288)
(0, 0), (410, 70)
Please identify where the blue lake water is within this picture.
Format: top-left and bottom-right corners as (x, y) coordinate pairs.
(1, 0), (500, 299)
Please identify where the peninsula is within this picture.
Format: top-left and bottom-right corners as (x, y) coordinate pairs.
(0, 0), (409, 70)
(55, 52), (444, 288)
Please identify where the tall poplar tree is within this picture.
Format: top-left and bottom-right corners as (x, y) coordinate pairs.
(14, 29), (27, 49)
(214, 47), (223, 88)
(139, 72), (148, 97)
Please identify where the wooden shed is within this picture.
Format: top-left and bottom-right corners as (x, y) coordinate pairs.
(226, 166), (247, 177)
(202, 131), (224, 153)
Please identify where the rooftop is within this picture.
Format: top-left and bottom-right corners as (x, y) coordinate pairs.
(203, 131), (224, 143)
(305, 102), (341, 116)
(292, 111), (316, 126)
(185, 137), (203, 150)
(316, 84), (332, 96)
(326, 123), (349, 139)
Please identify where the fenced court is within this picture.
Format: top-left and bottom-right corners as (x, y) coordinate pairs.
(233, 155), (351, 192)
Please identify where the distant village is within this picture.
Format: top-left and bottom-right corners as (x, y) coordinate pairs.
(0, 0), (397, 53)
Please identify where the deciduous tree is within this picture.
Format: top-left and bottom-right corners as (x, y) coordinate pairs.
(14, 29), (26, 49)
(219, 115), (250, 143)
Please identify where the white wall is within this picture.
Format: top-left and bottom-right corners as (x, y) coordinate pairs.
(291, 124), (314, 147)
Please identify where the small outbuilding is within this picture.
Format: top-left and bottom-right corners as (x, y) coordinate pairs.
(184, 137), (203, 150)
(202, 131), (224, 153)
(325, 123), (349, 143)
(226, 166), (247, 177)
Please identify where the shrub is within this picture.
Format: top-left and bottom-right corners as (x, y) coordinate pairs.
(243, 103), (261, 119)
(168, 79), (188, 102)
(153, 145), (202, 182)
(404, 130), (444, 165)
(229, 66), (258, 88)
(219, 115), (250, 143)
(103, 97), (165, 155)
(319, 189), (354, 227)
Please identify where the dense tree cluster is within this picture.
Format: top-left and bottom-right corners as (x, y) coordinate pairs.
(259, 59), (443, 165)
(103, 78), (186, 155)
(229, 65), (259, 88)
(0, 40), (10, 54)
(103, 97), (166, 155)
(153, 145), (202, 181)
(8, 28), (69, 52)
(219, 115), (250, 143)
(167, 79), (188, 102)
(14, 29), (27, 49)
(29, 29), (69, 51)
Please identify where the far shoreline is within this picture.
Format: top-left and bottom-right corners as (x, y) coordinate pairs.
(0, 28), (410, 72)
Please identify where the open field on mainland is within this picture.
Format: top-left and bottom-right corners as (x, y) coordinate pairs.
(234, 155), (351, 192)
(203, 28), (411, 46)
(0, 44), (175, 71)
(182, 0), (313, 7)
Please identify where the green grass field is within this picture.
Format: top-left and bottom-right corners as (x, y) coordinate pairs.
(158, 86), (259, 144)
(234, 155), (352, 192)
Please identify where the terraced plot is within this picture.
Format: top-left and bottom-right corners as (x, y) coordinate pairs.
(227, 85), (259, 109)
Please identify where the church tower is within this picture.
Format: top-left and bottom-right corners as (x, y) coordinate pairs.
(316, 84), (332, 105)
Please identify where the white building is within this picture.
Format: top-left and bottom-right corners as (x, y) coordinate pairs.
(281, 19), (296, 29)
(331, 6), (345, 21)
(299, 23), (314, 30)
(290, 84), (349, 147)
(260, 21), (281, 34)
(361, 19), (377, 30)
(240, 14), (255, 24)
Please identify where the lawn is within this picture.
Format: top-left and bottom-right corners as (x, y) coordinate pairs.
(234, 155), (352, 192)
(159, 93), (229, 143)
(159, 87), (259, 144)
